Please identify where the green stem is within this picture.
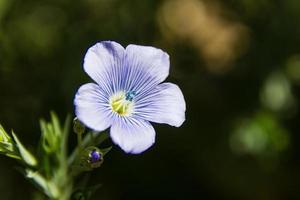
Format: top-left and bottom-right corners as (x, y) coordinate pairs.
(77, 132), (82, 149)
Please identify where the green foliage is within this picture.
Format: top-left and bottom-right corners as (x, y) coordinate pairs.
(25, 169), (59, 199)
(0, 124), (38, 165)
(0, 113), (111, 200)
(31, 112), (72, 200)
(231, 112), (289, 156)
(12, 131), (37, 167)
(0, 125), (19, 159)
(260, 71), (295, 113)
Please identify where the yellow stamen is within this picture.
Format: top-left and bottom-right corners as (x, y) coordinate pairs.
(109, 91), (134, 116)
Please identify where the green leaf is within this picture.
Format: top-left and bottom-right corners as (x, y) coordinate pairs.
(0, 141), (13, 151)
(0, 151), (20, 159)
(100, 146), (112, 156)
(60, 114), (71, 155)
(0, 125), (21, 160)
(12, 132), (38, 167)
(39, 112), (69, 155)
(40, 119), (58, 154)
(26, 169), (59, 199)
(0, 124), (12, 143)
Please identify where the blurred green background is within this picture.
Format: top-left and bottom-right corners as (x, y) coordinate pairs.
(1, 0), (300, 199)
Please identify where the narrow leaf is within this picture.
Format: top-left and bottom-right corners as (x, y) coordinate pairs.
(101, 146), (112, 156)
(12, 132), (38, 167)
(0, 124), (12, 143)
(26, 169), (59, 199)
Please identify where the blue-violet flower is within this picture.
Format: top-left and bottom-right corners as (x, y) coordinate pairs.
(74, 41), (186, 154)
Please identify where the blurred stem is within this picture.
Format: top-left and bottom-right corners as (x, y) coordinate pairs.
(57, 115), (72, 200)
(77, 132), (83, 149)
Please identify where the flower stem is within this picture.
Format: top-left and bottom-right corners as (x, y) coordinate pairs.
(77, 132), (83, 149)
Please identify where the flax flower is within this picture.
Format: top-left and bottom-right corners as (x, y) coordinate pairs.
(74, 41), (186, 153)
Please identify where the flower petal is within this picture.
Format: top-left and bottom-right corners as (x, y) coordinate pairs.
(122, 45), (170, 95)
(110, 118), (155, 154)
(84, 41), (125, 95)
(134, 83), (186, 127)
(74, 83), (112, 131)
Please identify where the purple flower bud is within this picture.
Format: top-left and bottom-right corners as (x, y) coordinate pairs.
(89, 149), (101, 163)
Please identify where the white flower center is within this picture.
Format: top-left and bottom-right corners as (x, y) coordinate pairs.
(109, 91), (136, 116)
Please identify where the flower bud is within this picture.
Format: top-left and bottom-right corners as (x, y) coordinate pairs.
(74, 147), (104, 172)
(89, 149), (102, 165)
(73, 118), (85, 135)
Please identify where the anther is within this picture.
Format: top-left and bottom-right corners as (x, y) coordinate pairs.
(125, 91), (136, 101)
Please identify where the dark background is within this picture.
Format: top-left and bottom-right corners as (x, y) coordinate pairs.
(1, 0), (300, 199)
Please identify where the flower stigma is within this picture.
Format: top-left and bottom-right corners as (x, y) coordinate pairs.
(109, 91), (136, 116)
